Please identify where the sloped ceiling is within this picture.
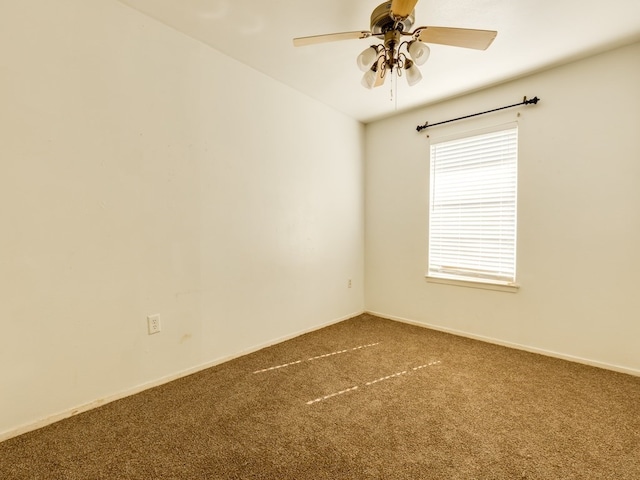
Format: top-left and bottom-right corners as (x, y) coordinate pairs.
(117, 0), (640, 123)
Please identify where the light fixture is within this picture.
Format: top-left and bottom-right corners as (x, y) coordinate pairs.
(404, 59), (422, 86)
(408, 40), (430, 66)
(356, 46), (379, 72)
(361, 63), (379, 89)
(357, 29), (428, 88)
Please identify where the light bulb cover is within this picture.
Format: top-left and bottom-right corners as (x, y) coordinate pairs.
(357, 46), (379, 72)
(404, 60), (423, 86)
(361, 66), (378, 89)
(408, 41), (430, 66)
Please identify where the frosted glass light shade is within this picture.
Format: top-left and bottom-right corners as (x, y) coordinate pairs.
(361, 67), (377, 89)
(405, 60), (423, 86)
(408, 41), (430, 66)
(357, 46), (378, 72)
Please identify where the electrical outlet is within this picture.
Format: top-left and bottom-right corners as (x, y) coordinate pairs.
(348, 279), (352, 288)
(147, 314), (161, 335)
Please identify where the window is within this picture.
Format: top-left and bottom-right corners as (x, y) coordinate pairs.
(427, 124), (518, 290)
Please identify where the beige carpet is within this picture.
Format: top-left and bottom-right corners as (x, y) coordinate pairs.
(1, 313), (639, 479)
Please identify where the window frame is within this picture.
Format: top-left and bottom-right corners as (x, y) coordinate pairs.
(426, 122), (520, 293)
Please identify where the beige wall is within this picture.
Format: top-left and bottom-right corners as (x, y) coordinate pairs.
(365, 41), (640, 375)
(0, 0), (364, 438)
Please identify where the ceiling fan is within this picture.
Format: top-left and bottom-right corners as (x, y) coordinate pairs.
(293, 0), (497, 89)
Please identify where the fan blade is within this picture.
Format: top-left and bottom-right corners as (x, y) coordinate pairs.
(390, 0), (419, 19)
(416, 26), (497, 50)
(293, 31), (372, 47)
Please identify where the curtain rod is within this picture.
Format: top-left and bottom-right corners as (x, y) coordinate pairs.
(416, 96), (540, 132)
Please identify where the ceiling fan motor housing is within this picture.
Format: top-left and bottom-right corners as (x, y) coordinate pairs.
(371, 1), (415, 34)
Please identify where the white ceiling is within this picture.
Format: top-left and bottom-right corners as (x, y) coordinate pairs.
(117, 0), (640, 123)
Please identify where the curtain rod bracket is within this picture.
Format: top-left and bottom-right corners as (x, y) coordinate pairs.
(416, 96), (540, 132)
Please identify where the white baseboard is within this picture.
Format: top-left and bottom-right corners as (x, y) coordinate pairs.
(0, 310), (365, 444)
(366, 310), (640, 378)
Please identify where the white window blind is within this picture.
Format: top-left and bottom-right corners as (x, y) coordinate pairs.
(428, 125), (518, 284)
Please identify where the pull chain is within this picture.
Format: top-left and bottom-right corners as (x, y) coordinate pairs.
(390, 72), (398, 110)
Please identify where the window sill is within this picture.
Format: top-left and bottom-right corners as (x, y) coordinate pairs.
(425, 274), (520, 293)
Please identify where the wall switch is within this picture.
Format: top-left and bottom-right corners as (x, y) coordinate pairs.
(348, 279), (352, 288)
(147, 314), (161, 335)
